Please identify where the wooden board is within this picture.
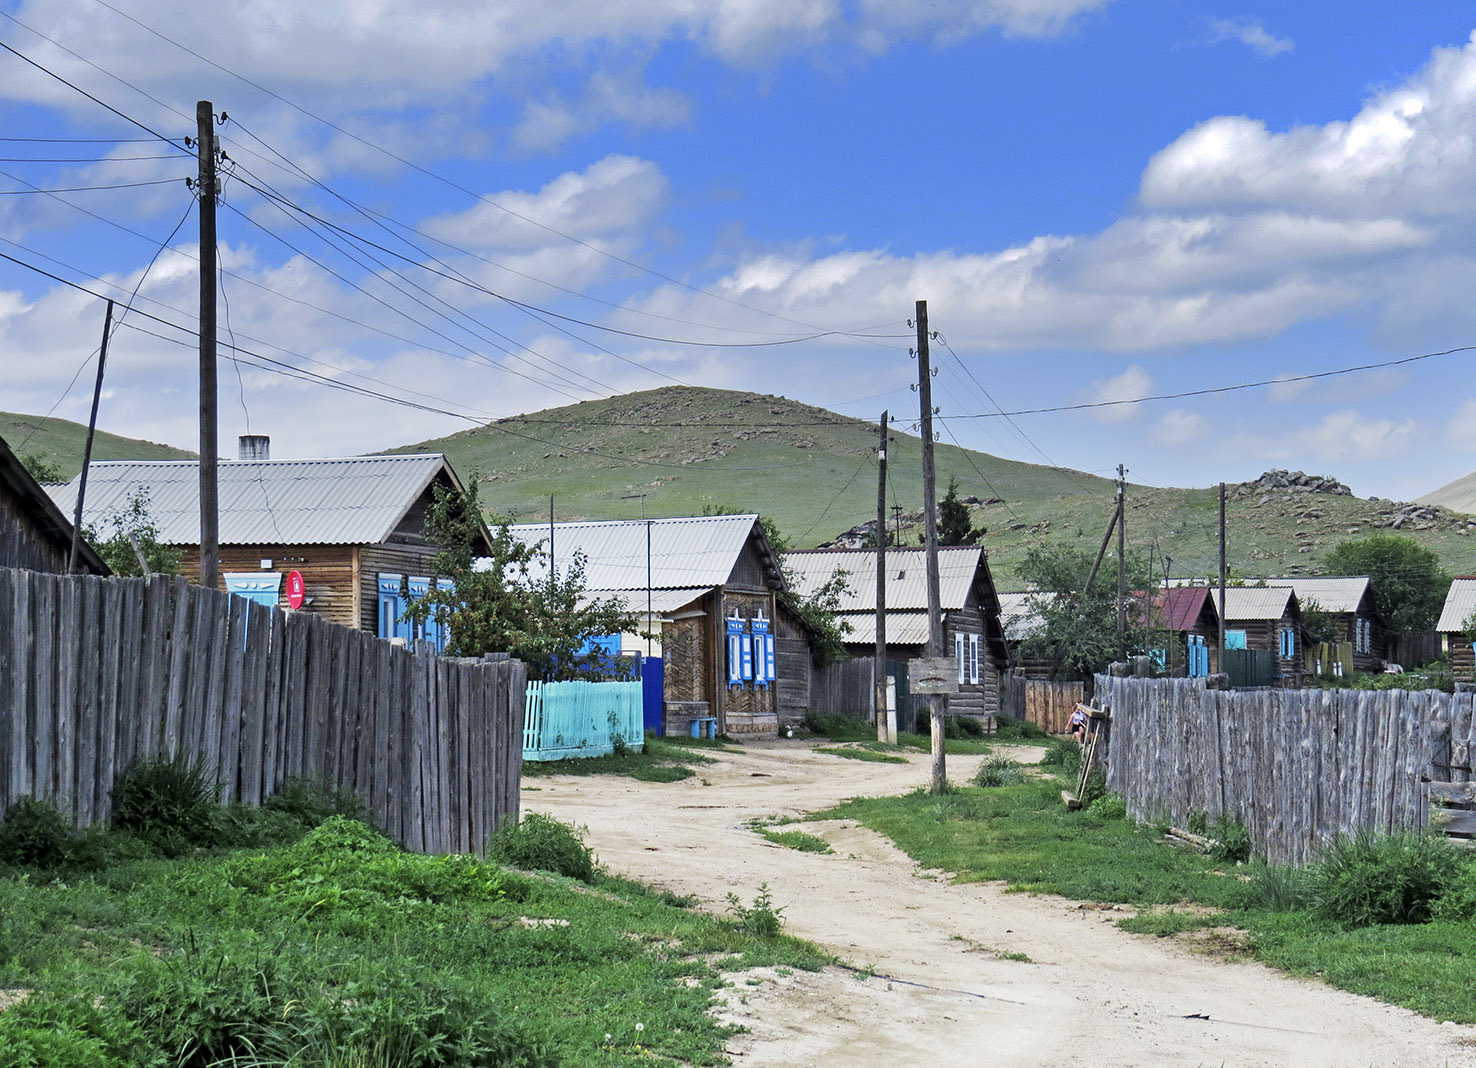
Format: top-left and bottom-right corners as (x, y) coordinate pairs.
(909, 657), (960, 695)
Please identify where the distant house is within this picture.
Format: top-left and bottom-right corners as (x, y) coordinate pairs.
(1269, 576), (1384, 671)
(0, 432), (109, 575)
(507, 514), (792, 738)
(996, 590), (1052, 678)
(1221, 586), (1302, 678)
(785, 546), (1006, 726)
(50, 437), (488, 650)
(1436, 578), (1476, 683)
(1144, 586), (1220, 678)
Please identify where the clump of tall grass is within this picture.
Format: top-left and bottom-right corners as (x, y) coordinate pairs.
(1308, 830), (1461, 927)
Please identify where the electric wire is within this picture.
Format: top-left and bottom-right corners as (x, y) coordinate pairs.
(0, 177), (182, 194)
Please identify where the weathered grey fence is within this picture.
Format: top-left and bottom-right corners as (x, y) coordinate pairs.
(808, 659), (874, 717)
(1097, 675), (1476, 864)
(0, 568), (526, 855)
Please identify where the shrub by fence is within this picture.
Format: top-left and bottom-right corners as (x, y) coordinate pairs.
(1097, 674), (1476, 864)
(523, 680), (643, 761)
(0, 568), (526, 855)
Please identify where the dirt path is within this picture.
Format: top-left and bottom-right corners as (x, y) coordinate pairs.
(526, 741), (1476, 1067)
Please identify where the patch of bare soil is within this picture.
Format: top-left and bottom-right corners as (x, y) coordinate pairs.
(528, 740), (1476, 1067)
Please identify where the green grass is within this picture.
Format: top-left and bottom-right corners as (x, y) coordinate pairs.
(1, 411), (193, 482)
(753, 827), (834, 854)
(521, 736), (715, 781)
(0, 818), (830, 1066)
(822, 777), (1476, 1024)
(814, 747), (908, 765)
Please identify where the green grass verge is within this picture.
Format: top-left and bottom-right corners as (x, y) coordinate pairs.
(814, 747), (908, 765)
(822, 778), (1476, 1024)
(0, 819), (829, 1066)
(522, 736), (715, 781)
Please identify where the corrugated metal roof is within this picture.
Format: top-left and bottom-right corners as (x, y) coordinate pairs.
(1437, 578), (1476, 632)
(1222, 586), (1296, 621)
(47, 455), (453, 546)
(600, 587), (710, 615)
(1266, 576), (1370, 614)
(836, 611), (932, 646)
(997, 591), (1048, 642)
(508, 514), (774, 591)
(785, 547), (985, 612)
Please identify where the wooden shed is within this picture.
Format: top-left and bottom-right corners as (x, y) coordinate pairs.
(1437, 578), (1476, 683)
(786, 546), (1006, 727)
(1143, 586), (1220, 677)
(1222, 586), (1303, 679)
(507, 514), (793, 738)
(0, 432), (109, 575)
(50, 440), (488, 648)
(1270, 576), (1385, 671)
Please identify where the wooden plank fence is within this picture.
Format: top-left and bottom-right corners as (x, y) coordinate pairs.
(0, 568), (526, 855)
(1097, 675), (1476, 864)
(1008, 677), (1084, 734)
(808, 659), (874, 718)
(523, 680), (644, 761)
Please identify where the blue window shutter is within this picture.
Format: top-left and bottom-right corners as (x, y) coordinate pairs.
(727, 615), (746, 686)
(955, 633), (965, 684)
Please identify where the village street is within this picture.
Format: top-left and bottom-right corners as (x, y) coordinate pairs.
(528, 741), (1476, 1068)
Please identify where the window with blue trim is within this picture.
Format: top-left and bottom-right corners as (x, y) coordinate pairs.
(224, 572), (282, 608)
(1226, 630), (1247, 651)
(1279, 627), (1295, 659)
(751, 613), (774, 687)
(726, 614), (749, 686)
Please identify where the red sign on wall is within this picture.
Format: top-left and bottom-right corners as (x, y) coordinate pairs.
(286, 570), (305, 610)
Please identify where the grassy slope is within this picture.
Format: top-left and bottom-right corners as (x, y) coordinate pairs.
(389, 386), (1476, 587)
(0, 411), (193, 480)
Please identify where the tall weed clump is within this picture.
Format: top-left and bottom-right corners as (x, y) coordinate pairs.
(1038, 739), (1081, 776)
(1309, 830), (1461, 927)
(971, 753), (1025, 788)
(0, 797), (74, 868)
(111, 753), (221, 856)
(489, 812), (596, 883)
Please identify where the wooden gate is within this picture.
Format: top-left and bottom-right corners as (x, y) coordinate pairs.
(1008, 677), (1084, 734)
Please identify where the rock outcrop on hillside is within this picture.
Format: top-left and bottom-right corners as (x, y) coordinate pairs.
(1241, 470), (1353, 496)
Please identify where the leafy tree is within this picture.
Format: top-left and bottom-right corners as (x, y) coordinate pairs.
(937, 476), (984, 546)
(83, 486), (179, 577)
(1299, 598), (1343, 646)
(1017, 544), (1158, 681)
(19, 452), (66, 484)
(1322, 535), (1449, 634)
(404, 478), (639, 680)
(757, 515), (854, 667)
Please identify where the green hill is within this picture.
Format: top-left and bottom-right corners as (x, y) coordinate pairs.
(391, 387), (1476, 589)
(1, 412), (194, 482)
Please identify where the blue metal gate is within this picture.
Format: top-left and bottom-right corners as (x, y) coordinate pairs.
(641, 657), (664, 735)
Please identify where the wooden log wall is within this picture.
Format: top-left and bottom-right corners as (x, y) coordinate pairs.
(1097, 674), (1476, 865)
(0, 567), (526, 855)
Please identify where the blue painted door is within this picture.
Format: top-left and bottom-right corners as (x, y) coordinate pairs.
(642, 657), (664, 735)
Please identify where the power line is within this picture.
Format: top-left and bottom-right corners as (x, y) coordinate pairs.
(0, 178), (182, 194)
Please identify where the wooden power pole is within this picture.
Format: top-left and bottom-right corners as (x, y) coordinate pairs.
(1116, 463), (1126, 661)
(874, 410), (889, 743)
(1218, 481), (1228, 673)
(69, 299), (114, 574)
(197, 100), (220, 590)
(915, 300), (947, 794)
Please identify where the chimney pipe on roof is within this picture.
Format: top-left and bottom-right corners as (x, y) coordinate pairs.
(238, 434), (270, 461)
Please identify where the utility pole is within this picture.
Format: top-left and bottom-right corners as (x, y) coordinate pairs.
(69, 299), (114, 574)
(874, 410), (889, 743)
(196, 100), (219, 590)
(915, 300), (946, 795)
(1116, 464), (1127, 661)
(1218, 482), (1228, 675)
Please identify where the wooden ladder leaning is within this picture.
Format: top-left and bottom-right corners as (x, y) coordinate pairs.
(1062, 702), (1111, 810)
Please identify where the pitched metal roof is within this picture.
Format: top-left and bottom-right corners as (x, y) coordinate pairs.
(508, 514), (779, 592)
(1437, 578), (1476, 632)
(1222, 586), (1297, 621)
(0, 433), (110, 574)
(1266, 576), (1370, 615)
(997, 591), (1048, 642)
(48, 454), (458, 546)
(835, 610), (932, 646)
(785, 547), (986, 612)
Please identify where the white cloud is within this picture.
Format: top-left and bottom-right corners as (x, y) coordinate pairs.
(1446, 399), (1476, 451)
(1267, 410), (1417, 463)
(1079, 365), (1153, 423)
(511, 72), (693, 154)
(1207, 18), (1293, 58)
(1267, 374), (1312, 405)
(1154, 408), (1208, 445)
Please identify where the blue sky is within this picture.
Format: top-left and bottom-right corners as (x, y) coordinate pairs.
(4, 1), (1476, 502)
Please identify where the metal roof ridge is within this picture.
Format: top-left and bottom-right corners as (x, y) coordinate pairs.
(510, 514), (757, 529)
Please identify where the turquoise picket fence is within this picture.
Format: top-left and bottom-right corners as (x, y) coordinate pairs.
(523, 680), (646, 761)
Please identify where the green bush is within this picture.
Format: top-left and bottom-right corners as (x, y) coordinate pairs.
(0, 797), (74, 868)
(488, 812), (596, 883)
(943, 716), (987, 739)
(1208, 816), (1252, 864)
(802, 711), (870, 740)
(1433, 857), (1476, 921)
(992, 715), (1050, 742)
(726, 883), (785, 937)
(0, 987), (147, 1067)
(971, 753), (1025, 788)
(262, 775), (369, 828)
(1309, 830), (1462, 927)
(111, 753), (221, 856)
(1038, 738), (1081, 775)
(1086, 795), (1127, 821)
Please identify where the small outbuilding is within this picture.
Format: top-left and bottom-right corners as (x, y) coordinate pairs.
(1437, 578), (1476, 683)
(1269, 575), (1384, 671)
(1145, 586), (1221, 677)
(1221, 586), (1303, 679)
(0, 433), (109, 575)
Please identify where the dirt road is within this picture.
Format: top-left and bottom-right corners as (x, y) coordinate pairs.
(526, 740), (1476, 1067)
